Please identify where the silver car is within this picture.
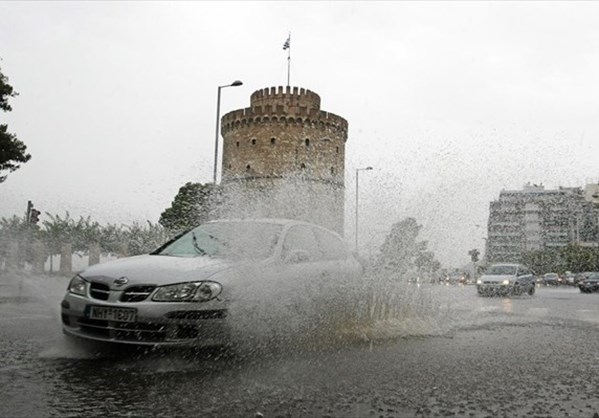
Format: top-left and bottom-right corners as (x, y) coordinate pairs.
(476, 263), (536, 297)
(60, 219), (362, 346)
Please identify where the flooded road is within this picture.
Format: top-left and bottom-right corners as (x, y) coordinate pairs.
(1, 273), (598, 417)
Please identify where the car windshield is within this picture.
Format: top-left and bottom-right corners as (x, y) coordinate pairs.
(486, 265), (518, 275)
(587, 273), (599, 281)
(155, 222), (282, 260)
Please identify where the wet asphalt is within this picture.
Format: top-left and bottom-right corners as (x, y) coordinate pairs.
(0, 273), (598, 418)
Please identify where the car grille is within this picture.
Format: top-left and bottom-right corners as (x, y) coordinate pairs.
(121, 286), (156, 302)
(89, 282), (110, 300)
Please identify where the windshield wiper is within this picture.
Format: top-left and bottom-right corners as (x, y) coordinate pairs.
(191, 232), (207, 256)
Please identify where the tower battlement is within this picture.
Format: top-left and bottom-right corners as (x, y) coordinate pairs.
(222, 86), (347, 137)
(250, 86), (321, 110)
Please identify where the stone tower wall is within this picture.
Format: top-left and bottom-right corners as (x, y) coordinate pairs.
(220, 86), (348, 234)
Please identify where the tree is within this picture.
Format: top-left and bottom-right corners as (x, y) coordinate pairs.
(375, 217), (440, 278)
(159, 182), (222, 233)
(560, 244), (599, 273)
(0, 65), (30, 183)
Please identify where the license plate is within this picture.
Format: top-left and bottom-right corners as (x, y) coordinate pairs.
(86, 306), (137, 323)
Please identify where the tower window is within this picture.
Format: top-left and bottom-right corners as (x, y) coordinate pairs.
(336, 146), (339, 153)
(300, 163), (306, 169)
(236, 141), (240, 148)
(305, 138), (310, 147)
(246, 164), (251, 171)
(251, 139), (256, 145)
(331, 167), (335, 175)
(271, 137), (276, 145)
(228, 164), (231, 169)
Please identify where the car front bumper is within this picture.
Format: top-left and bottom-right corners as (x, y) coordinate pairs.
(477, 283), (522, 296)
(61, 292), (230, 346)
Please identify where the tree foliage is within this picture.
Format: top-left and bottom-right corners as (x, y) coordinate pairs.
(0, 213), (173, 270)
(159, 182), (222, 233)
(0, 65), (30, 183)
(375, 217), (441, 278)
(520, 244), (599, 274)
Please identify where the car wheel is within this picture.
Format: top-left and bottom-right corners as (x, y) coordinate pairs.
(527, 285), (535, 296)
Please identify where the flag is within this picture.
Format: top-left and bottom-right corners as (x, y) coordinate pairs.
(283, 35), (290, 50)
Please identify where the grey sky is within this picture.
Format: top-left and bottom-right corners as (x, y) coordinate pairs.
(1, 2), (598, 266)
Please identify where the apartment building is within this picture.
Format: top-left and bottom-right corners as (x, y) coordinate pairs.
(486, 183), (599, 262)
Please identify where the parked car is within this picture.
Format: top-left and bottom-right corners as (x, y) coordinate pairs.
(578, 272), (599, 293)
(476, 263), (536, 297)
(60, 219), (363, 347)
(542, 272), (561, 286)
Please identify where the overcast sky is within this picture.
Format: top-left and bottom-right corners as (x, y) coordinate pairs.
(1, 2), (598, 266)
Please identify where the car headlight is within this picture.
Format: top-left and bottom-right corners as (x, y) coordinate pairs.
(476, 279), (482, 284)
(68, 274), (87, 296)
(152, 281), (222, 302)
(502, 279), (510, 285)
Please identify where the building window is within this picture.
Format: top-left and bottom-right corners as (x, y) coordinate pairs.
(300, 163), (306, 169)
(305, 138), (310, 147)
(236, 141), (240, 148)
(251, 139), (256, 145)
(330, 167), (335, 175)
(246, 164), (251, 171)
(228, 164), (231, 169)
(336, 146), (339, 153)
(271, 137), (276, 145)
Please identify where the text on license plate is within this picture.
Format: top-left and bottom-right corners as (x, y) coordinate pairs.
(87, 306), (137, 322)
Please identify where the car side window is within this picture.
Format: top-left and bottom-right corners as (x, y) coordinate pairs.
(282, 226), (322, 262)
(519, 266), (530, 276)
(313, 227), (348, 260)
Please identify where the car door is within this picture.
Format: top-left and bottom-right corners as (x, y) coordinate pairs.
(517, 265), (533, 287)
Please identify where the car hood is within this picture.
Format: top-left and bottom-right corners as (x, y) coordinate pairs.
(480, 274), (515, 283)
(79, 254), (241, 288)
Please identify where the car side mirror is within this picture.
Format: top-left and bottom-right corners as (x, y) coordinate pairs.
(284, 249), (311, 264)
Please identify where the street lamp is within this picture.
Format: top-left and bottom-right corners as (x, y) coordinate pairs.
(213, 80), (243, 184)
(355, 166), (373, 252)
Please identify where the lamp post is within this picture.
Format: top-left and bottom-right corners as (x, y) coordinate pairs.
(213, 80), (243, 184)
(355, 166), (373, 253)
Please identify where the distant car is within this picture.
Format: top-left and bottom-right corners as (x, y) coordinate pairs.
(446, 272), (465, 285)
(61, 219), (363, 347)
(578, 272), (599, 293)
(542, 272), (561, 286)
(574, 273), (588, 285)
(563, 273), (576, 286)
(476, 263), (536, 297)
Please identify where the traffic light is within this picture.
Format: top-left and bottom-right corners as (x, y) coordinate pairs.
(468, 248), (480, 263)
(29, 208), (41, 224)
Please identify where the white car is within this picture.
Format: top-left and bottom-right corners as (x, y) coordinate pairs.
(476, 263), (536, 297)
(60, 219), (363, 347)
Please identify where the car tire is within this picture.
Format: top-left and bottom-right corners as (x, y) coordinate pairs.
(527, 285), (535, 296)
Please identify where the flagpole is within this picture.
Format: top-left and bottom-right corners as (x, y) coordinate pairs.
(287, 44), (291, 87)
